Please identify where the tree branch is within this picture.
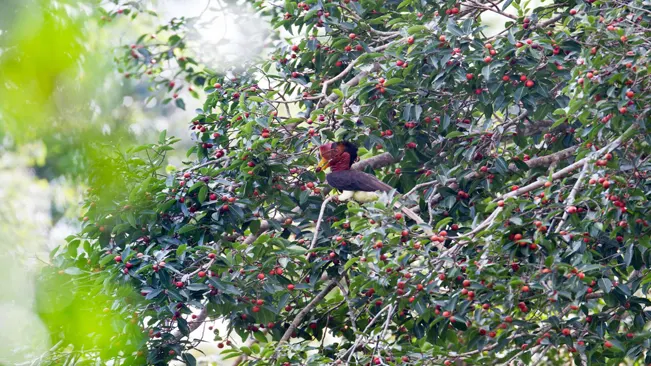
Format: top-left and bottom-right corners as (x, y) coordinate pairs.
(309, 196), (335, 250)
(553, 162), (589, 233)
(271, 279), (339, 362)
(172, 306), (208, 340)
(351, 152), (399, 171)
(499, 124), (637, 201)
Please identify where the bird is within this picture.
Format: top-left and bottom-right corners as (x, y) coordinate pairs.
(316, 141), (392, 201)
(316, 142), (438, 241)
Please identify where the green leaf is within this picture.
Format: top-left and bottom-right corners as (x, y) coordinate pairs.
(182, 353), (196, 366)
(383, 78), (403, 87)
(435, 217), (453, 230)
(494, 157), (509, 174)
(178, 318), (190, 336)
(198, 185), (208, 203)
(175, 98), (186, 110)
(177, 244), (187, 258)
(502, 0), (514, 10)
(598, 278), (613, 294)
(407, 25), (428, 34)
(247, 96), (264, 103)
(445, 131), (464, 139)
(446, 19), (464, 37)
(64, 267), (83, 275)
(159, 129), (167, 144)
(178, 225), (198, 234)
(482, 65), (491, 82)
(344, 257), (359, 271)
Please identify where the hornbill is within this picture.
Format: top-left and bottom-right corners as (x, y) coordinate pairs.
(316, 141), (392, 200)
(316, 141), (437, 240)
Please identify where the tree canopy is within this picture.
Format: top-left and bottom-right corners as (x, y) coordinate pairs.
(41, 0), (650, 365)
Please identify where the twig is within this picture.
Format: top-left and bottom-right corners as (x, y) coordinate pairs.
(342, 303), (394, 363)
(309, 195), (335, 250)
(371, 305), (395, 363)
(553, 162), (589, 233)
(403, 180), (440, 199)
(270, 279), (339, 362)
(337, 278), (359, 333)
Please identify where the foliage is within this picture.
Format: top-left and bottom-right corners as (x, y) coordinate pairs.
(0, 0), (140, 181)
(44, 0), (650, 365)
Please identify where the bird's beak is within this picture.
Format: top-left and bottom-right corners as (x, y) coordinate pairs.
(316, 157), (328, 171)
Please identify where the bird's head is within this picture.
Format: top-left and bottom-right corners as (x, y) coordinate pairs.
(316, 142), (336, 171)
(315, 141), (358, 171)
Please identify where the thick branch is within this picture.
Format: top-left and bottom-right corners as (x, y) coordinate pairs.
(351, 152), (399, 171)
(499, 124), (637, 201)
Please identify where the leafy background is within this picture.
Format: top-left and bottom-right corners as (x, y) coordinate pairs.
(1, 0), (649, 365)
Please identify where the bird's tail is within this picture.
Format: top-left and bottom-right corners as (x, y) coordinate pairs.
(376, 180), (393, 192)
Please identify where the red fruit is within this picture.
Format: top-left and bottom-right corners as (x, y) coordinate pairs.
(198, 271), (206, 278)
(349, 33), (356, 40)
(407, 36), (414, 45)
(567, 206), (577, 214)
(620, 36), (627, 42)
(505, 316), (513, 323)
(442, 311), (451, 318)
(438, 273), (446, 281)
(114, 255), (122, 262)
(604, 341), (613, 348)
(395, 213), (403, 220)
(466, 73), (473, 80)
(521, 285), (530, 292)
(257, 273), (265, 280)
(175, 281), (184, 288)
(439, 35), (446, 42)
(619, 107), (627, 114)
(525, 80), (535, 88)
(484, 56), (492, 63)
(463, 280), (471, 287)
(497, 200), (505, 207)
(252, 306), (260, 313)
(562, 328), (571, 336)
(569, 9), (577, 15)
(396, 60), (404, 67)
(626, 90), (634, 98)
(502, 75), (510, 82)
(482, 303), (490, 310)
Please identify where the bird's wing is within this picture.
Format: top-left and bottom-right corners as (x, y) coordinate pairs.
(327, 170), (392, 192)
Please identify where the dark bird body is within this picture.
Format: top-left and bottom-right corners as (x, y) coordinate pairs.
(326, 170), (392, 192)
(318, 141), (393, 193)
